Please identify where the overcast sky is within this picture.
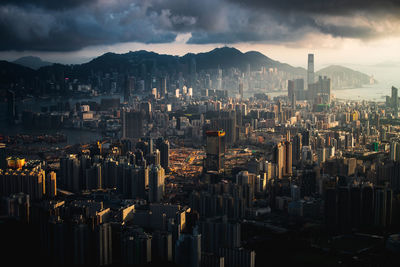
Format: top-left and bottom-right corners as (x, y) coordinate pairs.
(1, 0), (400, 69)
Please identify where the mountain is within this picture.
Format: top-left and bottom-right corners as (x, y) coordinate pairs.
(0, 60), (36, 84)
(0, 60), (38, 99)
(14, 56), (52, 70)
(184, 47), (305, 75)
(67, 47), (306, 76)
(22, 47), (307, 81)
(316, 65), (376, 89)
(0, 47), (375, 96)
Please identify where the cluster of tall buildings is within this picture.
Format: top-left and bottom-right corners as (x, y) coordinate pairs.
(3, 50), (400, 266)
(288, 54), (331, 106)
(59, 138), (169, 203)
(325, 183), (393, 231)
(0, 159), (56, 200)
(273, 134), (293, 179)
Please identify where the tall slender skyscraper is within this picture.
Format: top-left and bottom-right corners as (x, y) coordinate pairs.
(149, 165), (165, 203)
(158, 139), (170, 171)
(392, 86), (398, 117)
(307, 54), (314, 88)
(293, 133), (302, 165)
(284, 140), (293, 176)
(274, 142), (284, 179)
(0, 143), (6, 170)
(288, 80), (296, 109)
(239, 81), (244, 99)
(124, 76), (135, 103)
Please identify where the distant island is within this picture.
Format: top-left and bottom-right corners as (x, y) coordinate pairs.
(316, 65), (376, 89)
(13, 56), (53, 70)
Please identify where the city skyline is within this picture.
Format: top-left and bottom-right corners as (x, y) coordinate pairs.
(1, 1), (400, 266)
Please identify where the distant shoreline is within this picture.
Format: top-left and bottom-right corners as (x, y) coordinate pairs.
(331, 84), (376, 91)
(249, 84), (378, 95)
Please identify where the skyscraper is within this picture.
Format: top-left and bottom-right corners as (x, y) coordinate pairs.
(212, 111), (237, 145)
(274, 142), (284, 179)
(392, 86), (398, 117)
(122, 110), (144, 139)
(3, 193), (30, 223)
(284, 140), (293, 176)
(60, 154), (81, 192)
(124, 76), (135, 103)
(121, 227), (152, 265)
(288, 80), (295, 108)
(149, 165), (165, 203)
(288, 78), (305, 103)
(157, 139), (170, 171)
(152, 231), (173, 262)
(95, 223), (113, 266)
(205, 131), (226, 172)
(308, 76), (331, 104)
(46, 171), (57, 198)
(239, 81), (244, 99)
(0, 143), (6, 170)
(295, 79), (305, 100)
(292, 133), (302, 165)
(175, 230), (201, 267)
(307, 54), (314, 88)
(390, 141), (399, 161)
(152, 149), (161, 166)
(148, 138), (154, 156)
(361, 183), (374, 227)
(374, 187), (387, 227)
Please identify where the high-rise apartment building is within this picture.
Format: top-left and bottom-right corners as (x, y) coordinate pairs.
(205, 131), (226, 172)
(284, 140), (293, 176)
(157, 139), (170, 171)
(0, 166), (45, 200)
(175, 230), (201, 267)
(122, 110), (144, 139)
(211, 111), (237, 145)
(149, 165), (165, 203)
(46, 171), (57, 198)
(293, 133), (302, 165)
(308, 76), (331, 104)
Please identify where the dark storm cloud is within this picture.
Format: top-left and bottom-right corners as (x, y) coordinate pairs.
(229, 0), (400, 15)
(317, 24), (376, 39)
(148, 0), (395, 44)
(0, 2), (178, 51)
(184, 0), (396, 44)
(0, 0), (397, 51)
(0, 0), (97, 10)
